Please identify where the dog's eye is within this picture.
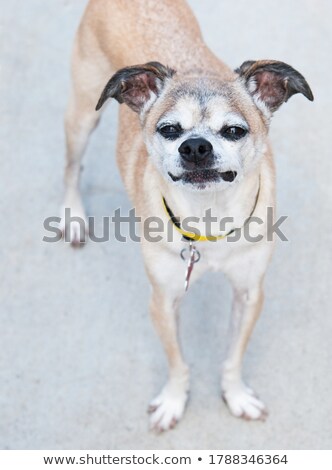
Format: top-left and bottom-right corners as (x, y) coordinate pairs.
(221, 126), (248, 141)
(158, 124), (183, 140)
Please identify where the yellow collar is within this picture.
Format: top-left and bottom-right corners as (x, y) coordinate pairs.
(162, 180), (260, 243)
(162, 196), (234, 242)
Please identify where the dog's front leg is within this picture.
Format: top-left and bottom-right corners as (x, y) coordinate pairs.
(221, 280), (268, 421)
(147, 283), (189, 432)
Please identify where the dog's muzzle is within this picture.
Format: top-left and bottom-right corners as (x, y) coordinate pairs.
(173, 137), (237, 185)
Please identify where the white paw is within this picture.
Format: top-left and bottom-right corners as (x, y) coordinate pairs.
(222, 383), (268, 421)
(60, 206), (88, 246)
(148, 384), (189, 432)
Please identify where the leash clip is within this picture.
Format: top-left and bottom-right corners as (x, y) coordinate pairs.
(180, 240), (201, 291)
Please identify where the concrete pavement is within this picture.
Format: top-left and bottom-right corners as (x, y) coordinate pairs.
(0, 0), (331, 449)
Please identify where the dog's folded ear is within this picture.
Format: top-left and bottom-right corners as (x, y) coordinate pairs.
(236, 60), (313, 114)
(96, 62), (175, 113)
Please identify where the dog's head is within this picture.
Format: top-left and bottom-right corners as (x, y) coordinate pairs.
(96, 60), (313, 191)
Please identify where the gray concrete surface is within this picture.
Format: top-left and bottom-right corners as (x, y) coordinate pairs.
(1, 0), (331, 450)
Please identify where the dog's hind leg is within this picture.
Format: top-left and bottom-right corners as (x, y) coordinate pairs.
(145, 256), (189, 432)
(61, 31), (112, 245)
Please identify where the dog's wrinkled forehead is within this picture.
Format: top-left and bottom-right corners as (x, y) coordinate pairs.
(161, 94), (244, 131)
(148, 76), (262, 132)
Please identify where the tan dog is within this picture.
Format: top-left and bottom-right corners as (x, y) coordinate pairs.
(61, 0), (313, 431)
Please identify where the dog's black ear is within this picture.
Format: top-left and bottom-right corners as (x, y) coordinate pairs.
(96, 62), (176, 113)
(236, 60), (313, 113)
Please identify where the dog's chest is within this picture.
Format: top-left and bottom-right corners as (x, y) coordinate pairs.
(171, 235), (242, 277)
(195, 238), (239, 272)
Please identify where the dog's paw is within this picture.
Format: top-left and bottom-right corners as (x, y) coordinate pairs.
(222, 384), (268, 421)
(60, 207), (88, 247)
(148, 385), (189, 432)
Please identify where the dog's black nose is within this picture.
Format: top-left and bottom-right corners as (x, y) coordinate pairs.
(178, 138), (213, 165)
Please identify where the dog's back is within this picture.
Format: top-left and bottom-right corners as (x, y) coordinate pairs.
(78, 0), (231, 75)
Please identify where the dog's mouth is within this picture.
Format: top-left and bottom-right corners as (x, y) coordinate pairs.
(168, 169), (237, 185)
